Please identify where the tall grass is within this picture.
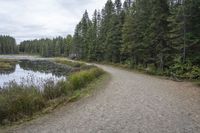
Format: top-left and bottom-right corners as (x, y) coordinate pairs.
(0, 67), (105, 125)
(0, 59), (16, 70)
(0, 83), (45, 124)
(69, 68), (104, 90)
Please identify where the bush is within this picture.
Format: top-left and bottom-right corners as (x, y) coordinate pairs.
(0, 66), (105, 125)
(0, 83), (45, 124)
(145, 64), (157, 74)
(69, 68), (104, 90)
(43, 80), (71, 100)
(169, 58), (200, 79)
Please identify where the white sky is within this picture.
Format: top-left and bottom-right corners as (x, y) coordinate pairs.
(0, 0), (109, 43)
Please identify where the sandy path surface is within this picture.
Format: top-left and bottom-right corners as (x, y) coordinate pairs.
(1, 56), (200, 133)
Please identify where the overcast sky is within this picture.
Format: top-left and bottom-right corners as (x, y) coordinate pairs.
(0, 0), (109, 43)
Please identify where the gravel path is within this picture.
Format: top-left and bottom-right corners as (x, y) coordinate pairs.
(3, 62), (200, 133)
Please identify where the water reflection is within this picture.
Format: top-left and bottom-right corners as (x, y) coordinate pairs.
(0, 60), (70, 88)
(19, 60), (72, 76)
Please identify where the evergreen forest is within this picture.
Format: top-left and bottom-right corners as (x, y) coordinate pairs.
(1, 0), (200, 79)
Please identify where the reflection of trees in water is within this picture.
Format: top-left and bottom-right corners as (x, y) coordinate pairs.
(19, 60), (72, 77)
(0, 63), (16, 74)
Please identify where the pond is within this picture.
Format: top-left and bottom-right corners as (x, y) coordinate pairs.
(0, 60), (72, 89)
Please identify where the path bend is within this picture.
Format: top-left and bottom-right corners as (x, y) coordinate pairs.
(5, 64), (200, 133)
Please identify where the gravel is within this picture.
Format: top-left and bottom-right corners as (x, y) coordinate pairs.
(1, 56), (200, 133)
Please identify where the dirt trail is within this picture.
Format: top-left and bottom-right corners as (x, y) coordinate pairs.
(1, 56), (200, 133)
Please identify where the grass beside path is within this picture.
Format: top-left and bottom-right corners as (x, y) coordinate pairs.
(0, 73), (110, 132)
(0, 59), (107, 127)
(90, 61), (200, 86)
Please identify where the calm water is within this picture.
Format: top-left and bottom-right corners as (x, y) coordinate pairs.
(0, 61), (66, 89)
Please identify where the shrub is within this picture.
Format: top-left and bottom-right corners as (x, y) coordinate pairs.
(169, 58), (200, 79)
(55, 80), (72, 96)
(43, 80), (71, 100)
(0, 83), (45, 124)
(145, 64), (157, 74)
(69, 68), (104, 90)
(0, 66), (105, 125)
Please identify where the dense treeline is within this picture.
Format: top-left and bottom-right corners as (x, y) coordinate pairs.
(19, 35), (73, 57)
(17, 0), (200, 79)
(0, 35), (18, 54)
(71, 0), (200, 79)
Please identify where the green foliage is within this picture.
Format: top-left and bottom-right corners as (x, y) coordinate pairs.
(0, 65), (105, 125)
(43, 80), (70, 100)
(0, 83), (45, 124)
(0, 59), (16, 70)
(0, 35), (18, 54)
(169, 58), (200, 79)
(0, 62), (12, 70)
(69, 68), (104, 90)
(145, 64), (157, 75)
(64, 35), (73, 57)
(19, 36), (71, 57)
(71, 0), (200, 79)
(2, 0), (200, 80)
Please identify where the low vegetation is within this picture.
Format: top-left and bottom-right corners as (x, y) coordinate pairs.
(1, 0), (199, 83)
(69, 68), (104, 90)
(0, 35), (18, 54)
(0, 62), (12, 70)
(15, 0), (200, 82)
(101, 59), (200, 81)
(0, 61), (105, 125)
(54, 59), (85, 68)
(0, 59), (16, 70)
(0, 85), (45, 123)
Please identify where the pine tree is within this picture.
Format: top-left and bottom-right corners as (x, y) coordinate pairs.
(168, 0), (184, 65)
(86, 10), (98, 61)
(95, 10), (103, 61)
(0, 35), (18, 54)
(81, 10), (92, 59)
(128, 0), (152, 67)
(64, 35), (73, 57)
(115, 0), (122, 15)
(72, 22), (83, 58)
(121, 3), (136, 64)
(148, 0), (170, 70)
(184, 0), (200, 65)
(99, 0), (115, 61)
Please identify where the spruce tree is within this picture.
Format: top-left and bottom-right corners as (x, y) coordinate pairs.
(148, 0), (170, 70)
(184, 0), (200, 65)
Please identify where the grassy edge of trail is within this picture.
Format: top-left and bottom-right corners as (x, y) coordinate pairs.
(0, 59), (109, 129)
(0, 72), (110, 131)
(91, 61), (200, 87)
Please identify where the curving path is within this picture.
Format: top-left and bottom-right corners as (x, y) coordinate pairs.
(3, 63), (200, 133)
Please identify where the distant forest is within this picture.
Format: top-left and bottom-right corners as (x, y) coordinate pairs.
(19, 35), (73, 57)
(0, 0), (200, 79)
(0, 35), (18, 54)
